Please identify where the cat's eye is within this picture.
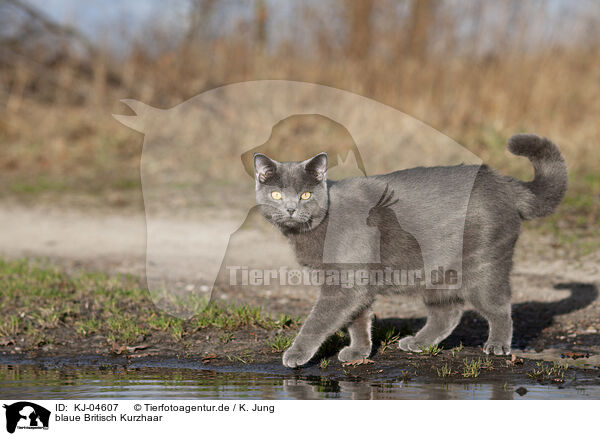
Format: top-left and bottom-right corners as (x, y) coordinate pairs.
(271, 191), (282, 200)
(300, 192), (311, 200)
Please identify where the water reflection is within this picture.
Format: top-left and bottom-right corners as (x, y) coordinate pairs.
(0, 365), (597, 400)
(281, 378), (516, 400)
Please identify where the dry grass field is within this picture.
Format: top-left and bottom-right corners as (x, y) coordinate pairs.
(0, 0), (598, 244)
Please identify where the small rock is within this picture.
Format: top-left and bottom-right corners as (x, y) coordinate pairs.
(201, 353), (218, 363)
(126, 343), (150, 353)
(510, 355), (524, 365)
(561, 351), (590, 359)
(515, 387), (528, 396)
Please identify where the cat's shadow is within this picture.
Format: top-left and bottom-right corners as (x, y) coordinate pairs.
(370, 282), (598, 353)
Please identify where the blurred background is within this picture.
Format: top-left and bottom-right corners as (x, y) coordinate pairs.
(0, 0), (598, 245)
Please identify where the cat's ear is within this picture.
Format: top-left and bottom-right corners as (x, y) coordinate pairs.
(303, 152), (328, 182)
(254, 153), (277, 183)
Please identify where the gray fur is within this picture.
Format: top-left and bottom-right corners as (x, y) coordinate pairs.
(253, 134), (567, 367)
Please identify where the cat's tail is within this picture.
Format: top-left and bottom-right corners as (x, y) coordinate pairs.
(507, 134), (567, 220)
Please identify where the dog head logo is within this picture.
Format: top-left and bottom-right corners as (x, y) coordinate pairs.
(239, 113), (367, 180)
(3, 402), (50, 434)
(114, 80), (481, 317)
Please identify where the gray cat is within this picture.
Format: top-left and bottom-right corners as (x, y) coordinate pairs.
(253, 134), (567, 367)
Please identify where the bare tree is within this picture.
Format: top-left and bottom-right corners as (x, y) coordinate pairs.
(2, 0), (97, 56)
(184, 0), (220, 44)
(254, 0), (268, 52)
(404, 0), (438, 58)
(345, 0), (375, 58)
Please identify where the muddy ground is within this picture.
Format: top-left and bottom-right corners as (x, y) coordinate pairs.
(2, 336), (600, 392)
(1, 280), (599, 387)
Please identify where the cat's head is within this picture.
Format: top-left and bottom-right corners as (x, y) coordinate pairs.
(253, 152), (328, 233)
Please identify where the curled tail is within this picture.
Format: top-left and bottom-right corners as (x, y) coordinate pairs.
(508, 134), (567, 220)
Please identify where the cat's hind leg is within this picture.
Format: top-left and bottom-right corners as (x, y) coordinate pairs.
(337, 307), (373, 362)
(399, 301), (463, 352)
(468, 281), (513, 355)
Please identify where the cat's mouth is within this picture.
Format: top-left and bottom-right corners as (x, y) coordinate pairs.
(279, 216), (313, 231)
(281, 218), (303, 226)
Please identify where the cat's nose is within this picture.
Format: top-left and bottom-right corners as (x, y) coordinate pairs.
(286, 208), (296, 216)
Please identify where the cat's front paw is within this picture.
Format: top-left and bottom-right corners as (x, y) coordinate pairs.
(338, 345), (371, 362)
(398, 336), (424, 352)
(483, 341), (511, 355)
(282, 346), (314, 368)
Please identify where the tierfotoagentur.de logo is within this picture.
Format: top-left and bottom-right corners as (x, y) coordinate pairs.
(2, 402), (50, 434)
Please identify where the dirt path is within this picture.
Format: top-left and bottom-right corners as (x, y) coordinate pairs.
(1, 202), (599, 341)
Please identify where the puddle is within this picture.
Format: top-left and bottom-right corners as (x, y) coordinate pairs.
(514, 346), (600, 368)
(1, 364), (599, 400)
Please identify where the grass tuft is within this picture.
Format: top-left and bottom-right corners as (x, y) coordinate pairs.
(450, 343), (464, 357)
(436, 363), (454, 378)
(319, 358), (330, 370)
(528, 361), (569, 383)
(267, 334), (294, 353)
(420, 344), (443, 356)
(462, 356), (493, 378)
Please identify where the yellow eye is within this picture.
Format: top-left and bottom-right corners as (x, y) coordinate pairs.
(300, 192), (311, 200)
(271, 191), (282, 200)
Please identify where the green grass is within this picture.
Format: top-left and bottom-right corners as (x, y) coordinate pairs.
(372, 320), (412, 353)
(462, 359), (481, 378)
(0, 315), (21, 337)
(111, 178), (140, 190)
(266, 334), (294, 353)
(528, 361), (569, 382)
(105, 315), (148, 344)
(188, 304), (298, 331)
(461, 357), (492, 378)
(373, 324), (401, 353)
(146, 314), (185, 340)
(421, 344), (443, 356)
(74, 317), (102, 337)
(436, 363), (454, 378)
(450, 343), (464, 357)
(226, 350), (255, 364)
(0, 258), (296, 350)
(219, 333), (234, 344)
(9, 178), (68, 195)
